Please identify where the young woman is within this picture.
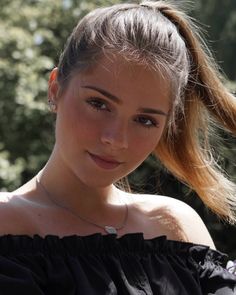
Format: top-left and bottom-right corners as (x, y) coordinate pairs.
(0, 1), (236, 294)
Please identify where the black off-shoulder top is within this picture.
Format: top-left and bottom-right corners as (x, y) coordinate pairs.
(0, 233), (235, 294)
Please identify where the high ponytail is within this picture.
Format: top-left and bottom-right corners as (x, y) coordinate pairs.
(146, 1), (236, 223)
(145, 0), (236, 133)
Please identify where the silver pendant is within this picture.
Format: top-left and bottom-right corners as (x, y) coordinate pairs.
(105, 226), (117, 234)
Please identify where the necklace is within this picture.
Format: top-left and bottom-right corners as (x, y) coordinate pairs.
(35, 175), (128, 235)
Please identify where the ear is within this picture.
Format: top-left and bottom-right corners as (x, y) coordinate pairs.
(48, 67), (60, 102)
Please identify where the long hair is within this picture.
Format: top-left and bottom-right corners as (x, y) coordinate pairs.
(57, 1), (236, 224)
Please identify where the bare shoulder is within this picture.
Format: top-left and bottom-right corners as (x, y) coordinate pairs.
(0, 192), (34, 236)
(166, 196), (216, 249)
(124, 192), (216, 249)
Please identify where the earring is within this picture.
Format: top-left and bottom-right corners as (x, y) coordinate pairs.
(48, 98), (57, 112)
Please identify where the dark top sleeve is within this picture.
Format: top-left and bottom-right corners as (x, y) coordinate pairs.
(189, 245), (236, 294)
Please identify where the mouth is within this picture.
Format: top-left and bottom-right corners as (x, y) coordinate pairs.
(88, 152), (123, 170)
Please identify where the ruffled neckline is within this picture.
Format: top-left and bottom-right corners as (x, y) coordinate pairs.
(0, 232), (227, 263)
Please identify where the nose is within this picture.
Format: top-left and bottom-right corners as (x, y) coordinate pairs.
(100, 120), (129, 150)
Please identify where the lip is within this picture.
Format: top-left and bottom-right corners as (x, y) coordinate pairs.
(88, 152), (123, 170)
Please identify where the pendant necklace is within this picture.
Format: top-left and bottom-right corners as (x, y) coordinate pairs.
(35, 175), (128, 235)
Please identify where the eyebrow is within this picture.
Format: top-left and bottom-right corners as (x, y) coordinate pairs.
(81, 85), (168, 116)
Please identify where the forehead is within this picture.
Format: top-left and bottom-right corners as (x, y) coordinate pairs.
(83, 53), (169, 85)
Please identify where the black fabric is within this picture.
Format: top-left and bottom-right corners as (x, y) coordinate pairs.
(0, 233), (235, 294)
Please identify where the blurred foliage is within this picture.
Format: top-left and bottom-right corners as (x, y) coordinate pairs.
(193, 0), (236, 80)
(0, 0), (235, 257)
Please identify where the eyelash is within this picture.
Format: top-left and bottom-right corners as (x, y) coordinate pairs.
(87, 97), (110, 112)
(86, 97), (158, 128)
(135, 116), (158, 128)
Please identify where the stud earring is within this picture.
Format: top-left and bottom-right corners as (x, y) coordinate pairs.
(48, 98), (57, 112)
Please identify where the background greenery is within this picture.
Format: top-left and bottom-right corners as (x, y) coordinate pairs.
(0, 0), (235, 258)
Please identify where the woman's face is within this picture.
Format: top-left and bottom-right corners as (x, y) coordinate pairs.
(50, 54), (170, 188)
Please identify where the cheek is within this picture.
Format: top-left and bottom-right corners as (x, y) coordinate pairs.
(128, 129), (163, 160)
(56, 100), (102, 145)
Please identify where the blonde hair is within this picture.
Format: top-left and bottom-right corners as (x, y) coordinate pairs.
(151, 1), (236, 224)
(57, 1), (236, 224)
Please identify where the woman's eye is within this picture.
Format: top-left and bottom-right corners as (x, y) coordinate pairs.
(86, 98), (110, 111)
(135, 116), (158, 128)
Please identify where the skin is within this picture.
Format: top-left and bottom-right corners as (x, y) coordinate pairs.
(0, 53), (216, 249)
